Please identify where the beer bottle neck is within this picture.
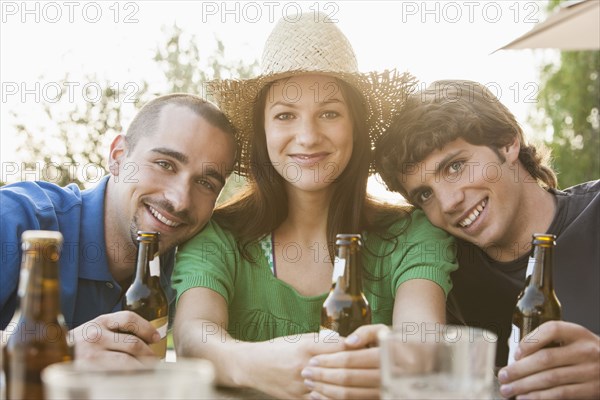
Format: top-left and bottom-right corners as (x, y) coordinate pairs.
(21, 250), (62, 322)
(345, 244), (362, 295)
(133, 241), (152, 284)
(528, 244), (554, 290)
(331, 254), (345, 288)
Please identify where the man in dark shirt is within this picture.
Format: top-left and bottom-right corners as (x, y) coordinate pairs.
(1, 94), (237, 361)
(375, 80), (599, 399)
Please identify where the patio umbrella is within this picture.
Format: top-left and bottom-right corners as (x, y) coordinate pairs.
(499, 0), (600, 50)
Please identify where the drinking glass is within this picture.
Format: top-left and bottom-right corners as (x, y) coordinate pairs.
(42, 358), (214, 399)
(380, 324), (497, 400)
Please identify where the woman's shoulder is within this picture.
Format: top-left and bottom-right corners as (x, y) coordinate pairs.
(365, 208), (451, 247)
(180, 218), (238, 250)
(180, 218), (269, 262)
(399, 209), (452, 240)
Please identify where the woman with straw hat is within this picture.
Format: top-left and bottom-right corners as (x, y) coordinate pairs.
(172, 13), (457, 399)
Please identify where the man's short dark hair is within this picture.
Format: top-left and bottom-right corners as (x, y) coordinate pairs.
(125, 93), (237, 156)
(375, 80), (557, 200)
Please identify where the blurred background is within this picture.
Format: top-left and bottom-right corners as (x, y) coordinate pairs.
(1, 0), (598, 202)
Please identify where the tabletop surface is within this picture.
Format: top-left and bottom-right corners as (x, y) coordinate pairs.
(210, 386), (276, 399)
(167, 351), (503, 400)
(209, 383), (503, 400)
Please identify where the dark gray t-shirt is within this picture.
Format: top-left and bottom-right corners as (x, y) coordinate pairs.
(448, 180), (600, 367)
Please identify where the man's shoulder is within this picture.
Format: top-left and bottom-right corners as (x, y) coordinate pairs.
(551, 179), (600, 224)
(550, 180), (599, 250)
(554, 180), (600, 198)
(1, 180), (83, 212)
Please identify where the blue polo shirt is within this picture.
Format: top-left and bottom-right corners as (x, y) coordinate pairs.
(0, 176), (175, 329)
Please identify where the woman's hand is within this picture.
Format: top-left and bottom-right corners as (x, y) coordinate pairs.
(239, 333), (347, 399)
(300, 324), (389, 399)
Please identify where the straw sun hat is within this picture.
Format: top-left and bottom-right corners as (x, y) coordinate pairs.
(209, 12), (416, 175)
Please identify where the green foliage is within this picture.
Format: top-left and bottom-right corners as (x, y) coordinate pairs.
(153, 24), (258, 97)
(547, 0), (562, 9)
(537, 52), (600, 186)
(536, 0), (600, 187)
(12, 24), (257, 198)
(13, 77), (147, 188)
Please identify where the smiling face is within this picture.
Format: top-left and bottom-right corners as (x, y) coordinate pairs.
(263, 74), (354, 195)
(107, 104), (235, 253)
(401, 138), (525, 256)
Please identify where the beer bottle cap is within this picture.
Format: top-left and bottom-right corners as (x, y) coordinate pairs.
(532, 233), (556, 247)
(137, 231), (160, 242)
(21, 230), (63, 243)
(335, 233), (362, 247)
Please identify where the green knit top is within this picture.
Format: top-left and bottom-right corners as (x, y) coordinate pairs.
(172, 210), (457, 342)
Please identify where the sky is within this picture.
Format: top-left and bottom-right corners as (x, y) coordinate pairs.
(0, 0), (557, 199)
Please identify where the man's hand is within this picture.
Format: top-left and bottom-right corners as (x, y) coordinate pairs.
(498, 321), (600, 399)
(301, 324), (390, 399)
(71, 311), (160, 362)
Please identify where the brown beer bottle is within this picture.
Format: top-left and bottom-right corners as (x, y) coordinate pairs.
(122, 231), (168, 358)
(321, 234), (372, 337)
(3, 230), (73, 400)
(508, 233), (562, 364)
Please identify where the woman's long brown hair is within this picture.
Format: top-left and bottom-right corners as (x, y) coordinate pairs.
(214, 77), (411, 261)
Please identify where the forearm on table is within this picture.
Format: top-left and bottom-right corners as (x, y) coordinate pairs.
(174, 318), (256, 387)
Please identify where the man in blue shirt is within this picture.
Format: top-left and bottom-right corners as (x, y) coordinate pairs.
(374, 80), (599, 400)
(1, 93), (237, 360)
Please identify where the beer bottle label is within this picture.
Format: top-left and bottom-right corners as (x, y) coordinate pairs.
(149, 316), (168, 358)
(525, 257), (536, 278)
(332, 256), (345, 284)
(149, 256), (161, 277)
(507, 324), (520, 365)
